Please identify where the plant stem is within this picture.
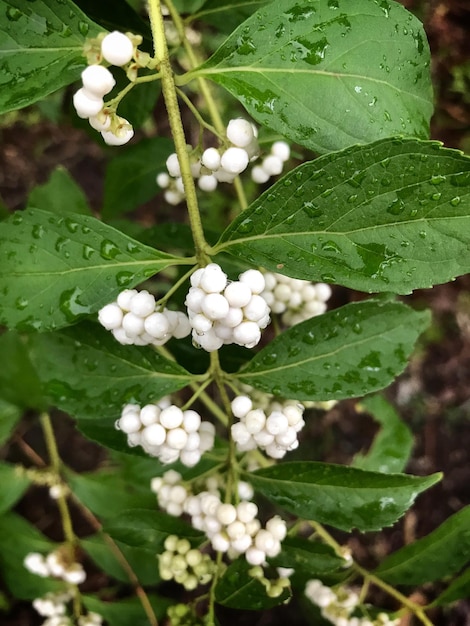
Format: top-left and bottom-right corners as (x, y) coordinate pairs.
(148, 0), (209, 265)
(309, 521), (434, 626)
(164, 0), (249, 211)
(39, 412), (81, 617)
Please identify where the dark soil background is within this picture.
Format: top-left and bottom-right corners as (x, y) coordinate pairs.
(0, 1), (469, 624)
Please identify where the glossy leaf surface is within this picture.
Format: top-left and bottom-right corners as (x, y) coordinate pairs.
(0, 209), (179, 331)
(103, 138), (173, 218)
(193, 0), (432, 153)
(354, 395), (413, 473)
(375, 506), (470, 584)
(215, 559), (290, 609)
(217, 138), (470, 294)
(29, 323), (192, 419)
(237, 300), (429, 401)
(0, 0), (100, 113)
(192, 0), (269, 33)
(247, 462), (440, 531)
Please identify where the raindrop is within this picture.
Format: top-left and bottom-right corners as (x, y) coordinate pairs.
(32, 224), (45, 239)
(6, 6), (22, 20)
(78, 21), (89, 36)
(82, 245), (95, 260)
(430, 175), (446, 185)
(16, 297), (29, 310)
(431, 192), (441, 201)
(117, 272), (135, 287)
(100, 240), (120, 259)
(419, 231), (427, 239)
(450, 196), (461, 206)
(55, 236), (69, 253)
(238, 219), (254, 234)
(321, 241), (341, 254)
(65, 218), (79, 233)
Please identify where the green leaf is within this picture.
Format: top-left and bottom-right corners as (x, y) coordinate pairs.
(246, 462), (441, 531)
(0, 463), (30, 514)
(192, 0), (269, 33)
(236, 300), (430, 401)
(82, 594), (172, 626)
(0, 513), (61, 600)
(217, 138), (470, 294)
(375, 506), (470, 585)
(81, 534), (161, 585)
(118, 80), (161, 130)
(103, 509), (204, 550)
(432, 567), (470, 607)
(192, 0), (432, 153)
(269, 536), (344, 576)
(215, 558), (290, 609)
(103, 138), (173, 218)
(353, 395), (413, 473)
(73, 0), (152, 42)
(29, 322), (192, 419)
(67, 471), (155, 519)
(0, 331), (46, 410)
(0, 208), (180, 332)
(28, 167), (91, 216)
(0, 399), (22, 446)
(0, 0), (100, 114)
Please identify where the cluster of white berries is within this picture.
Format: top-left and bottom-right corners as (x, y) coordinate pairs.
(305, 580), (399, 626)
(98, 289), (190, 346)
(32, 589), (102, 626)
(151, 470), (286, 566)
(251, 141), (291, 184)
(24, 550), (86, 585)
(116, 398), (215, 466)
(73, 31), (136, 145)
(185, 264), (270, 351)
(157, 118), (259, 204)
(159, 535), (215, 590)
(261, 272), (332, 327)
(231, 395), (305, 459)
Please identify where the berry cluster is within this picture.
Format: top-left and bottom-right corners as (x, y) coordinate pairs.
(167, 604), (207, 626)
(261, 272), (332, 326)
(24, 550), (86, 585)
(157, 118), (259, 204)
(251, 141), (291, 184)
(151, 470), (286, 566)
(73, 31), (137, 145)
(117, 399), (215, 466)
(249, 565), (291, 599)
(159, 535), (215, 590)
(185, 264), (270, 351)
(231, 395), (305, 459)
(32, 592), (102, 626)
(98, 289), (190, 346)
(305, 579), (399, 626)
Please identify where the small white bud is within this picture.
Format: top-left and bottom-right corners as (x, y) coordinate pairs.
(81, 65), (116, 97)
(73, 88), (103, 119)
(101, 31), (134, 66)
(220, 147), (249, 175)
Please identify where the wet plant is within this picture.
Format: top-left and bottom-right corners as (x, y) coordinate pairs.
(0, 0), (470, 625)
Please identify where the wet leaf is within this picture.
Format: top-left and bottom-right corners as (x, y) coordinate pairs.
(103, 138), (173, 218)
(28, 167), (91, 216)
(192, 0), (269, 33)
(193, 0), (432, 153)
(247, 462), (441, 531)
(29, 323), (192, 419)
(215, 558), (290, 609)
(217, 138), (470, 294)
(0, 208), (181, 332)
(73, 0), (152, 42)
(0, 0), (100, 114)
(375, 506), (470, 584)
(353, 394), (413, 473)
(236, 300), (430, 401)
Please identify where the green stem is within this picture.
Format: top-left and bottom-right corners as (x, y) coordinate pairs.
(39, 413), (81, 618)
(148, 0), (209, 265)
(165, 0), (249, 211)
(309, 521), (434, 626)
(106, 72), (161, 110)
(176, 87), (222, 139)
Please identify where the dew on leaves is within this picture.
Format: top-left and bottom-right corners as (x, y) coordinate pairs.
(238, 219), (254, 234)
(450, 196), (461, 206)
(116, 272), (134, 287)
(78, 21), (89, 36)
(55, 236), (69, 253)
(100, 240), (120, 260)
(32, 224), (45, 239)
(6, 6), (22, 20)
(59, 287), (91, 322)
(15, 297), (29, 311)
(321, 241), (341, 254)
(65, 218), (79, 233)
(12, 213), (23, 225)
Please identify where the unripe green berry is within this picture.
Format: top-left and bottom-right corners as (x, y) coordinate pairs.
(176, 539), (191, 555)
(186, 549), (203, 568)
(267, 583), (284, 598)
